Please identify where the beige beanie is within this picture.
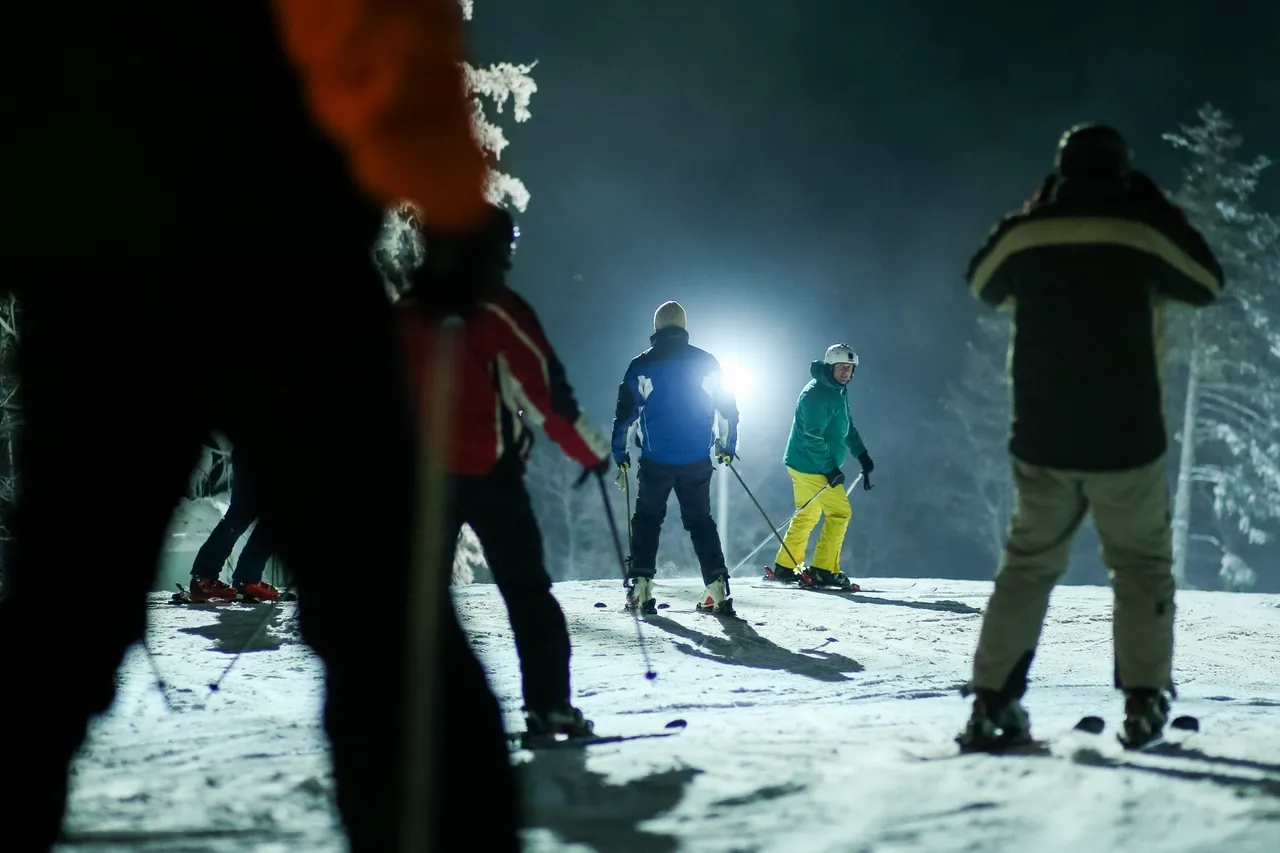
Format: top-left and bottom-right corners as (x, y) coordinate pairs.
(654, 300), (687, 331)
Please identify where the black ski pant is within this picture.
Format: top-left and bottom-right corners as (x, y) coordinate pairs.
(190, 448), (273, 586)
(0, 261), (519, 853)
(446, 465), (572, 715)
(629, 457), (727, 586)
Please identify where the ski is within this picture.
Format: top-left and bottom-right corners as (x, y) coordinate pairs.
(169, 583), (296, 605)
(692, 606), (746, 620)
(756, 567), (916, 594)
(510, 719), (687, 751)
(903, 715), (1106, 762)
(905, 713), (1200, 762)
(753, 580), (911, 595)
(1117, 714), (1200, 751)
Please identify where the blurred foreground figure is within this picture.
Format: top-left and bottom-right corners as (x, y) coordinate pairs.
(0, 2), (518, 850)
(959, 124), (1223, 751)
(393, 203), (612, 745)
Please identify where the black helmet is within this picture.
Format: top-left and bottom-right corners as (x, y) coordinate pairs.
(485, 204), (520, 268)
(410, 203), (517, 315)
(1054, 124), (1131, 179)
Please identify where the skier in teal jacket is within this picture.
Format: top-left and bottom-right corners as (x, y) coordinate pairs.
(769, 344), (875, 589)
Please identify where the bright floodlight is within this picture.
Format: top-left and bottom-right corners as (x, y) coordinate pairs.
(720, 357), (754, 401)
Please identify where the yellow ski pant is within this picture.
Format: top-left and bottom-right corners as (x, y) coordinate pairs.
(773, 467), (851, 572)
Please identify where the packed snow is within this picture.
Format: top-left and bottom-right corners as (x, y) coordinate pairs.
(55, 576), (1280, 852)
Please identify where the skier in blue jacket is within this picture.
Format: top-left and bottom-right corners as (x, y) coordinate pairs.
(611, 301), (739, 615)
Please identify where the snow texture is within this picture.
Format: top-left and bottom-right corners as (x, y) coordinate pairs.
(58, 578), (1280, 851)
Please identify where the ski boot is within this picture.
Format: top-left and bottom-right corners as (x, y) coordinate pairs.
(1119, 688), (1170, 750)
(189, 577), (238, 603)
(238, 581), (281, 602)
(695, 574), (736, 616)
(522, 704), (595, 747)
(956, 689), (1034, 752)
(765, 564), (801, 583)
(625, 576), (657, 615)
(801, 567), (860, 591)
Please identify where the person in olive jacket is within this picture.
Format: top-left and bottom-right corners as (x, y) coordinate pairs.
(768, 343), (875, 589)
(958, 123), (1223, 753)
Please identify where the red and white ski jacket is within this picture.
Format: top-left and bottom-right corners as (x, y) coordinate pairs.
(398, 287), (611, 477)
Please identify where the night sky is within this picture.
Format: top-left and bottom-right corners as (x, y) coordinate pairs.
(467, 0), (1280, 577)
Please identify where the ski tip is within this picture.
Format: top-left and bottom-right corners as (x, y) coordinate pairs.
(657, 602), (670, 610)
(1171, 715), (1200, 732)
(594, 602), (608, 608)
(1074, 715), (1106, 735)
(665, 718), (687, 729)
(645, 671), (657, 681)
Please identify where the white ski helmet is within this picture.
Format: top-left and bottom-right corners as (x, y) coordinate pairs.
(824, 343), (859, 367)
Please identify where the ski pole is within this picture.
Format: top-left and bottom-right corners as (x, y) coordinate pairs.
(724, 461), (804, 570)
(594, 473), (657, 680)
(623, 469), (634, 579)
(203, 578), (299, 704)
(727, 471), (862, 576)
(140, 640), (176, 713)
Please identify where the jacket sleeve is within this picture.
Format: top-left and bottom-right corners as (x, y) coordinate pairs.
(795, 390), (838, 472)
(610, 361), (641, 465)
(1129, 175), (1225, 306)
(272, 0), (488, 232)
(965, 212), (1023, 309)
(704, 356), (740, 456)
(483, 293), (609, 468)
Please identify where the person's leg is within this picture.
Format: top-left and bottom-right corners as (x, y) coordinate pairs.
(628, 459), (676, 579)
(970, 460), (1088, 697)
(212, 263), (518, 852)
(1083, 458), (1176, 693)
(0, 280), (205, 850)
(189, 475), (255, 582)
(230, 520), (272, 587)
(465, 473), (579, 727)
(810, 485), (852, 574)
(773, 468), (826, 572)
(672, 459), (726, 587)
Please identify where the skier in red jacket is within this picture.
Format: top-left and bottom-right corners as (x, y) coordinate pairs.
(395, 203), (612, 741)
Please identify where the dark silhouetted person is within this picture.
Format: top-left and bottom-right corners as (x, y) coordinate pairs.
(958, 124), (1223, 751)
(0, 1), (520, 850)
(188, 444), (282, 603)
(395, 203), (612, 743)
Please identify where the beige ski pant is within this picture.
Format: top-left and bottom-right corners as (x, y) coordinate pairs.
(971, 456), (1175, 695)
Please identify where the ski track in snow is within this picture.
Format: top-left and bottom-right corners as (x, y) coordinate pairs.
(56, 579), (1280, 852)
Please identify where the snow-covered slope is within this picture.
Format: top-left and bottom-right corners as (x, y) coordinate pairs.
(58, 578), (1280, 852)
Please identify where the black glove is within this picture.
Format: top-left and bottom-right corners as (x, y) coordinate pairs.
(574, 456), (612, 488)
(857, 451), (875, 490)
(824, 468), (845, 488)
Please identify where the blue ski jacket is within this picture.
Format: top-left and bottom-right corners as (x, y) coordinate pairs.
(610, 327), (738, 466)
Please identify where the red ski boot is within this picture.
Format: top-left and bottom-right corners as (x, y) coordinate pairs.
(238, 581), (281, 602)
(189, 577), (238, 602)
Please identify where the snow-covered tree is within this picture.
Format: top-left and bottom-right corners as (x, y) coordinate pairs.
(931, 311), (1015, 566)
(1161, 104), (1280, 590)
(525, 439), (619, 581)
(377, 0), (538, 295)
(0, 293), (18, 586)
(451, 525), (491, 585)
